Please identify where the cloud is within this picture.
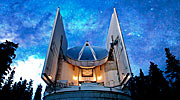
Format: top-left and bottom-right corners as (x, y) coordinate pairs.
(0, 21), (19, 43)
(0, 32), (19, 43)
(12, 55), (46, 95)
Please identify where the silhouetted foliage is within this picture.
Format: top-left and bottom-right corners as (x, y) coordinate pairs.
(138, 69), (145, 99)
(165, 48), (180, 80)
(24, 79), (33, 100)
(148, 62), (169, 100)
(129, 69), (150, 100)
(129, 75), (137, 100)
(0, 41), (42, 100)
(10, 78), (34, 100)
(0, 68), (15, 100)
(0, 40), (18, 87)
(34, 84), (42, 100)
(165, 48), (180, 99)
(129, 48), (180, 100)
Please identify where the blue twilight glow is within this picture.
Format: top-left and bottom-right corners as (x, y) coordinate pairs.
(0, 0), (180, 86)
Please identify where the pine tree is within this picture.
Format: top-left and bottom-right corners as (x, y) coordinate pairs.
(129, 69), (149, 100)
(138, 69), (145, 100)
(0, 68), (15, 100)
(11, 82), (18, 100)
(129, 73), (137, 100)
(165, 48), (180, 99)
(24, 80), (33, 100)
(12, 78), (28, 100)
(11, 79), (34, 100)
(34, 84), (42, 100)
(165, 48), (180, 84)
(148, 62), (169, 100)
(134, 69), (151, 100)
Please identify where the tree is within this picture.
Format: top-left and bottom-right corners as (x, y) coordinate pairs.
(10, 78), (34, 100)
(0, 68), (15, 100)
(11, 78), (34, 100)
(148, 62), (169, 100)
(14, 78), (27, 100)
(165, 48), (180, 84)
(24, 79), (33, 100)
(34, 84), (42, 100)
(129, 74), (136, 100)
(0, 40), (18, 87)
(129, 69), (147, 100)
(138, 69), (146, 100)
(0, 41), (36, 100)
(165, 48), (180, 99)
(130, 62), (170, 100)
(129, 48), (180, 100)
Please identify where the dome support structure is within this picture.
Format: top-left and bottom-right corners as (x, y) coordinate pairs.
(78, 41), (97, 60)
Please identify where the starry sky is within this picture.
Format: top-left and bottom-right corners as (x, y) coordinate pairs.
(0, 0), (180, 92)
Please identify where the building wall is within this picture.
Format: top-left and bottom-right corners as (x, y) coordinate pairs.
(59, 61), (79, 85)
(57, 60), (120, 87)
(94, 65), (105, 84)
(104, 61), (119, 86)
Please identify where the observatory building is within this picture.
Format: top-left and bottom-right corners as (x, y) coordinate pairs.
(41, 7), (132, 100)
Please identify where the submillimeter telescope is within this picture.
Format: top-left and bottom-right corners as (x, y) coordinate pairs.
(41, 7), (132, 100)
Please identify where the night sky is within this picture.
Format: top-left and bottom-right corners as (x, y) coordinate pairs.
(0, 0), (180, 91)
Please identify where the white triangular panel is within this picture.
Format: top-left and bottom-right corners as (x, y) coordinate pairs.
(41, 7), (67, 85)
(106, 8), (132, 86)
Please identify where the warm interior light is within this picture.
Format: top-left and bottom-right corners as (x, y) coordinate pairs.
(48, 76), (52, 79)
(97, 76), (102, 80)
(93, 77), (96, 81)
(73, 76), (78, 80)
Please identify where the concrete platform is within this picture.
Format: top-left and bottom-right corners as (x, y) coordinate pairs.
(43, 85), (131, 100)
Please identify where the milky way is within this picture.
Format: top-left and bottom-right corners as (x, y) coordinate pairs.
(0, 0), (180, 77)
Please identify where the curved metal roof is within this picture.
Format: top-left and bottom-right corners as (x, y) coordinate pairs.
(67, 46), (108, 61)
(66, 41), (108, 67)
